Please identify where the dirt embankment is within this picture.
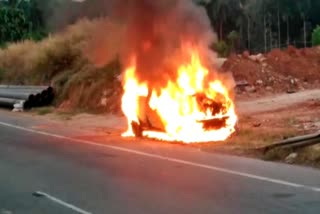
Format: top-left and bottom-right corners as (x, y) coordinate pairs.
(222, 46), (320, 97)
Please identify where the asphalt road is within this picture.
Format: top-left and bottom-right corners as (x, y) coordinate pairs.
(0, 110), (320, 214)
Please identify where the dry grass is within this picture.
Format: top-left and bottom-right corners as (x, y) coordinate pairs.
(0, 20), (95, 84)
(0, 18), (123, 112)
(34, 107), (55, 115)
(196, 112), (304, 158)
(263, 143), (320, 166)
(0, 19), (96, 85)
(298, 146), (320, 166)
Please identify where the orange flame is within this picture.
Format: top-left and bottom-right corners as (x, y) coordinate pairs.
(121, 47), (237, 143)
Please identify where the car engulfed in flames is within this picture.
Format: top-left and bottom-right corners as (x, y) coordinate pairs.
(121, 46), (237, 144)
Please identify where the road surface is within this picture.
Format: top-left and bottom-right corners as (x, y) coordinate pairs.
(0, 110), (320, 214)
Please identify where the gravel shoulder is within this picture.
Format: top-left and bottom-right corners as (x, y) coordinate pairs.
(237, 89), (320, 115)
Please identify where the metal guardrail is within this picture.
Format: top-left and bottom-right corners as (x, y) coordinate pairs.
(260, 132), (320, 153)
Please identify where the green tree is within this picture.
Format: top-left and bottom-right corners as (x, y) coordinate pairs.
(204, 0), (242, 40)
(297, 0), (312, 47)
(312, 26), (320, 46)
(227, 30), (239, 52)
(0, 7), (30, 44)
(0, 0), (48, 44)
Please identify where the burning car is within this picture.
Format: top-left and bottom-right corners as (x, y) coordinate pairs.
(121, 47), (237, 144)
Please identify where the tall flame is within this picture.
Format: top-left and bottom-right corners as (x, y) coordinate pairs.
(121, 47), (237, 143)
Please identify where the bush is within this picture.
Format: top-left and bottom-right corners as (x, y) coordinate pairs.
(27, 30), (48, 42)
(213, 40), (230, 57)
(312, 26), (320, 46)
(227, 30), (239, 52)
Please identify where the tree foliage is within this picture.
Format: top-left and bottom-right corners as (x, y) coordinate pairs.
(2, 0), (320, 54)
(213, 40), (230, 57)
(312, 26), (320, 46)
(201, 0), (320, 53)
(0, 7), (29, 43)
(0, 0), (47, 45)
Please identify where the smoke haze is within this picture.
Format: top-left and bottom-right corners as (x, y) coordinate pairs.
(89, 0), (218, 86)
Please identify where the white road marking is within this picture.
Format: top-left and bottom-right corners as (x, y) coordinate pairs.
(1, 121), (320, 193)
(34, 191), (92, 214)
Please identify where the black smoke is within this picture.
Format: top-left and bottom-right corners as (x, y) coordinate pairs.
(90, 0), (217, 86)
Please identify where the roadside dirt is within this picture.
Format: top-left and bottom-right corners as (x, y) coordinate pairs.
(200, 90), (320, 167)
(237, 89), (320, 115)
(223, 46), (320, 96)
(32, 89), (320, 140)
